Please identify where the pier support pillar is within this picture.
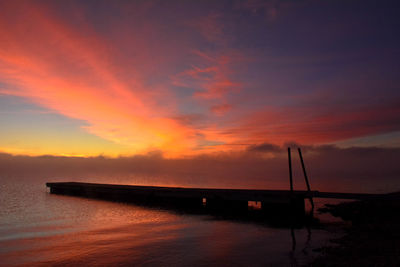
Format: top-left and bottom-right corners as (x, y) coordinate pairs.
(206, 198), (248, 213)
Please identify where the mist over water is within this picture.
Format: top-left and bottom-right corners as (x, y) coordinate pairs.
(2, 145), (400, 193)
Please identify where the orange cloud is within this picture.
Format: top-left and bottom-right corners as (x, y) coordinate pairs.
(0, 2), (197, 157)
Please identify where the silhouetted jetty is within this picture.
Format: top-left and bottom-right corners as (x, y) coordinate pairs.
(46, 148), (388, 216)
(46, 182), (386, 215)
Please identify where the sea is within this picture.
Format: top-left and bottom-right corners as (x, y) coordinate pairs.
(0, 173), (357, 267)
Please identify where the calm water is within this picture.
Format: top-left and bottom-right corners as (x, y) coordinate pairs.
(0, 174), (338, 267)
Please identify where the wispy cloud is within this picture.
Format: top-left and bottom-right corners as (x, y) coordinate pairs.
(0, 1), (199, 156)
(210, 104), (233, 115)
(0, 0), (399, 157)
(172, 50), (242, 101)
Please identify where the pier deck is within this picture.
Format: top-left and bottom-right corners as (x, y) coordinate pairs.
(46, 182), (387, 215)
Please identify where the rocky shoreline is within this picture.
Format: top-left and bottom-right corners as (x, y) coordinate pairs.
(311, 192), (400, 266)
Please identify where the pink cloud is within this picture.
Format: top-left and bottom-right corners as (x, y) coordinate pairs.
(172, 50), (242, 100)
(218, 101), (400, 146)
(210, 104), (233, 115)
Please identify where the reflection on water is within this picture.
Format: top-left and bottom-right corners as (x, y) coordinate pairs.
(0, 174), (337, 266)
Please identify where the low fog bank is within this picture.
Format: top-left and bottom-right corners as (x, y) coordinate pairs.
(1, 144), (399, 193)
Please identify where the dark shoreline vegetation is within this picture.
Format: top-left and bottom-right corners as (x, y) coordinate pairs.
(312, 192), (400, 266)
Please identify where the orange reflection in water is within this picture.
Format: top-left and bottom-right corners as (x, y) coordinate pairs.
(0, 176), (335, 266)
(1, 194), (186, 266)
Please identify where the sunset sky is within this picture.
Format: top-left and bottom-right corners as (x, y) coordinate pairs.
(1, 0), (399, 157)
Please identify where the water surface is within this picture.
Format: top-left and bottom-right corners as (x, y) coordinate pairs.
(0, 174), (338, 266)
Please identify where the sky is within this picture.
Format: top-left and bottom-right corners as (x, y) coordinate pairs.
(1, 0), (400, 158)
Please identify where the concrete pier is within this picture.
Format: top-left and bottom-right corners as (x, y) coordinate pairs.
(46, 182), (386, 216)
